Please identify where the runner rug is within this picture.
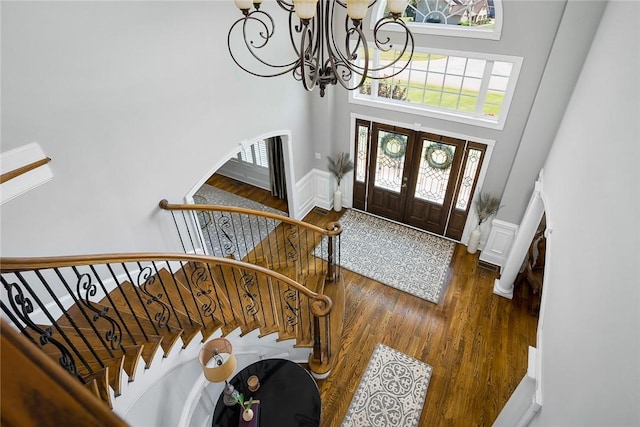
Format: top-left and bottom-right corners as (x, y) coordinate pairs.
(341, 344), (433, 427)
(323, 209), (456, 303)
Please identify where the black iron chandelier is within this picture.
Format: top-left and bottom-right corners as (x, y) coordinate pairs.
(228, 0), (415, 97)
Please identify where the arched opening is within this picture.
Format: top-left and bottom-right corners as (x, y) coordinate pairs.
(185, 131), (297, 219)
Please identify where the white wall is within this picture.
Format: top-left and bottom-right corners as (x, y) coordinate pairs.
(327, 0), (590, 225)
(0, 1), (314, 257)
(530, 1), (640, 424)
(499, 0), (606, 223)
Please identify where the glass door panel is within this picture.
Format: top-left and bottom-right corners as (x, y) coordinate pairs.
(374, 131), (408, 193)
(414, 141), (457, 204)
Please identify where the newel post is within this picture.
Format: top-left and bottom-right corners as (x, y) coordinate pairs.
(325, 222), (342, 283)
(308, 295), (333, 379)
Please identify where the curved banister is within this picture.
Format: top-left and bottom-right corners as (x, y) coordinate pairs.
(156, 198), (344, 377)
(159, 199), (341, 237)
(0, 253), (332, 317)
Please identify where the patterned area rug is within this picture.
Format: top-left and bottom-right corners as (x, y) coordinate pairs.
(327, 209), (455, 303)
(193, 184), (287, 259)
(342, 344), (433, 427)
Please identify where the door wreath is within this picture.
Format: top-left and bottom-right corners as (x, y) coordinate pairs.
(425, 143), (454, 170)
(380, 133), (407, 159)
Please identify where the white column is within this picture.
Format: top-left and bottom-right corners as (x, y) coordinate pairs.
(493, 179), (546, 299)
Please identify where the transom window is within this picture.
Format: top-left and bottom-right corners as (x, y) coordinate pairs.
(351, 48), (522, 130)
(375, 0), (503, 40)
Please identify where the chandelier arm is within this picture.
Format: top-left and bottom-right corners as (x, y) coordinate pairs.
(330, 26), (369, 90)
(287, 8), (321, 61)
(298, 22), (320, 92)
(228, 15), (300, 78)
(364, 18), (415, 75)
(336, 17), (414, 78)
(275, 0), (295, 13)
(226, 0), (414, 96)
(323, 3), (363, 78)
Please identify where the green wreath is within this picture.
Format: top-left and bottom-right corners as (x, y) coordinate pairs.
(425, 143), (454, 170)
(380, 133), (407, 159)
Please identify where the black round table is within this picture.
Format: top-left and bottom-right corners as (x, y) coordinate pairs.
(212, 359), (321, 427)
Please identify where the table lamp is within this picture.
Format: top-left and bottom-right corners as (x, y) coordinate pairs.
(199, 338), (239, 406)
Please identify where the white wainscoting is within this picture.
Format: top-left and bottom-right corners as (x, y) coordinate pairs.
(293, 169), (335, 219)
(479, 219), (519, 269)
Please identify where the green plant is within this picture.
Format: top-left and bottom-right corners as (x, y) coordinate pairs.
(233, 393), (254, 411)
(474, 192), (502, 225)
(327, 152), (354, 187)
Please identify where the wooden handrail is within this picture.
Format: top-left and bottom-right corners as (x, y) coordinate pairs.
(0, 252), (332, 317)
(0, 157), (51, 184)
(1, 319), (128, 426)
(159, 199), (342, 237)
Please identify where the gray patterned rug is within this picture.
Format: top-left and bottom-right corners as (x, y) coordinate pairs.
(325, 209), (455, 303)
(342, 344), (433, 427)
(193, 184), (287, 259)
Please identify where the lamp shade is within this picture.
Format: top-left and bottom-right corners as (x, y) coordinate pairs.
(387, 0), (408, 15)
(346, 0), (369, 20)
(199, 338), (237, 383)
(293, 0), (319, 20)
(234, 0), (253, 10)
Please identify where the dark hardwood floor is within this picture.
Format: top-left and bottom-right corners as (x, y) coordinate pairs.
(205, 173), (288, 213)
(204, 173), (539, 426)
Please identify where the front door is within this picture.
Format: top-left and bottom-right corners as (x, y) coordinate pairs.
(353, 119), (486, 240)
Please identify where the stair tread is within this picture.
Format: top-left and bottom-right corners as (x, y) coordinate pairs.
(155, 268), (225, 337)
(98, 280), (203, 347)
(37, 324), (163, 369)
(83, 366), (112, 409)
(59, 300), (183, 357)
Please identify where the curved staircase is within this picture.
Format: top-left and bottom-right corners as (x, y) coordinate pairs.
(1, 204), (344, 425)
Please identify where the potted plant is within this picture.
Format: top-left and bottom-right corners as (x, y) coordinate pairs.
(233, 393), (255, 422)
(467, 192), (501, 254)
(327, 152), (354, 212)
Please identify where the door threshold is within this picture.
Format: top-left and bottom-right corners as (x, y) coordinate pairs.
(350, 208), (461, 244)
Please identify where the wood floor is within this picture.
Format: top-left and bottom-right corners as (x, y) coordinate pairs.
(204, 174), (539, 427)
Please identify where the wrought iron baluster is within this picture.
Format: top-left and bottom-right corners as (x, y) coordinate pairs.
(282, 286), (299, 328)
(265, 217), (276, 267)
(136, 263), (174, 330)
(153, 261), (197, 327)
(216, 213), (238, 258)
(169, 210), (187, 254)
(239, 270), (259, 318)
(1, 275), (81, 378)
(88, 265), (137, 346)
(228, 265), (249, 326)
(186, 262), (219, 324)
(120, 263), (161, 335)
(238, 213), (253, 262)
(72, 267), (120, 354)
(106, 264), (149, 340)
(192, 208), (210, 254)
(180, 210), (198, 255)
(1, 300), (36, 344)
(33, 269), (97, 370)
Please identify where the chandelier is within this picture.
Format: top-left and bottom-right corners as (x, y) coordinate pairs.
(228, 0), (415, 97)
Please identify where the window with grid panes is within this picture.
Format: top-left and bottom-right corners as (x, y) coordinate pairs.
(351, 49), (521, 130)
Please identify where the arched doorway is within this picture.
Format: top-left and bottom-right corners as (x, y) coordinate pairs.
(185, 131), (297, 218)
